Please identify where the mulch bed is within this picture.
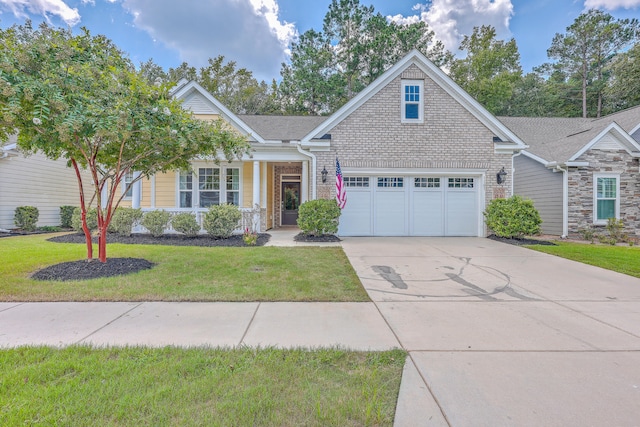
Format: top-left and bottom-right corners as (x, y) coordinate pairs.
(31, 258), (155, 282)
(47, 232), (271, 247)
(487, 234), (557, 246)
(294, 233), (341, 242)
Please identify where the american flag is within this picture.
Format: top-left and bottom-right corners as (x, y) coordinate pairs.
(336, 157), (347, 209)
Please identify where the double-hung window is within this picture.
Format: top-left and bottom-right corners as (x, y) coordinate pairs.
(225, 168), (240, 205)
(401, 80), (424, 123)
(123, 171), (134, 198)
(594, 174), (619, 224)
(179, 171), (193, 208)
(199, 168), (220, 208)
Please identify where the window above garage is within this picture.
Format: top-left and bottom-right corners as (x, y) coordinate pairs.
(401, 80), (424, 123)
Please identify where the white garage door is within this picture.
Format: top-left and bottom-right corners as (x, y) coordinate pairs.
(338, 175), (480, 237)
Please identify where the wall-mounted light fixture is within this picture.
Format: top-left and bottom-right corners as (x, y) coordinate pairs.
(321, 166), (328, 183)
(496, 167), (507, 184)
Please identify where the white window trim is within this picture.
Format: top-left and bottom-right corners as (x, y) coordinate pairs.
(401, 80), (424, 124)
(175, 164), (243, 209)
(593, 173), (620, 225)
(122, 171), (134, 200)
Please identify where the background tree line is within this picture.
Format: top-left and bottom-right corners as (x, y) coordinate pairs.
(142, 0), (639, 118)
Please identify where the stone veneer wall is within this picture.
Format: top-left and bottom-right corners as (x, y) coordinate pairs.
(312, 65), (514, 223)
(567, 149), (640, 237)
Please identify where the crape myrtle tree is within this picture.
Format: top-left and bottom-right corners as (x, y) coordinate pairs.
(0, 22), (248, 262)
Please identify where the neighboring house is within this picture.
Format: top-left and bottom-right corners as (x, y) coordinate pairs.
(0, 135), (88, 230)
(130, 50), (526, 236)
(503, 106), (640, 237)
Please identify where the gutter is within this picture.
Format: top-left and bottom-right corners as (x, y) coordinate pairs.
(296, 144), (317, 200)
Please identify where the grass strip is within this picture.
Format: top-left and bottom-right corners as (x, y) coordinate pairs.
(0, 346), (406, 426)
(525, 241), (640, 278)
(0, 234), (368, 302)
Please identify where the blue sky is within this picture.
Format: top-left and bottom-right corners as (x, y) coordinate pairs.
(0, 0), (638, 82)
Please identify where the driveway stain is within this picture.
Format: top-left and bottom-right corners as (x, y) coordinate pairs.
(371, 265), (408, 289)
(368, 256), (538, 301)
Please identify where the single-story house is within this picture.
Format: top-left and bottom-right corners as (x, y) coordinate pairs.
(0, 135), (91, 230)
(120, 49), (526, 236)
(503, 106), (640, 237)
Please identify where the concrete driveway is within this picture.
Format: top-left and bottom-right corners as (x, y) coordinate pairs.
(341, 237), (640, 426)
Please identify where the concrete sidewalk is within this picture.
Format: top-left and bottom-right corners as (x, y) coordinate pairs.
(0, 301), (399, 350)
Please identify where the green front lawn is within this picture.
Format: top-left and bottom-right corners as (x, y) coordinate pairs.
(0, 346), (406, 426)
(525, 241), (640, 278)
(0, 234), (368, 302)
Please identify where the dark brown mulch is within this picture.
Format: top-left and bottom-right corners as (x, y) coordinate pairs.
(31, 258), (155, 282)
(47, 232), (271, 247)
(294, 233), (341, 242)
(487, 234), (557, 246)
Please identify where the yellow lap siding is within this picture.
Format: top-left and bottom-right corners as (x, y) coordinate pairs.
(141, 177), (151, 208)
(154, 171), (176, 208)
(243, 162), (253, 208)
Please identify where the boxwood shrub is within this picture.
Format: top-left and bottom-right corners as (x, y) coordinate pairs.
(141, 210), (171, 237)
(202, 204), (241, 238)
(14, 206), (39, 231)
(109, 207), (143, 236)
(297, 199), (341, 236)
(484, 195), (541, 238)
(171, 212), (200, 237)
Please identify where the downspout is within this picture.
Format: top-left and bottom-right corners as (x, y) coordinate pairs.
(556, 164), (569, 238)
(296, 145), (317, 200)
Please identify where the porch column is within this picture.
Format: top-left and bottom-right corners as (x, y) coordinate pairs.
(131, 171), (142, 209)
(252, 161), (261, 232)
(301, 160), (309, 203)
(101, 185), (108, 209)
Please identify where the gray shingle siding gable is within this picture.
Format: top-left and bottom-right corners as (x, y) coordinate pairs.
(513, 155), (563, 235)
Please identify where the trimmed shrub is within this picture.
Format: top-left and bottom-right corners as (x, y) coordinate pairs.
(109, 207), (143, 236)
(14, 206), (39, 231)
(171, 212), (200, 237)
(484, 195), (542, 238)
(297, 199), (341, 236)
(71, 207), (98, 232)
(141, 210), (171, 237)
(59, 205), (76, 228)
(202, 204), (241, 238)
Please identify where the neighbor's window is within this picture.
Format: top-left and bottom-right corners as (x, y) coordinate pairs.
(595, 174), (619, 223)
(401, 80), (424, 123)
(199, 168), (220, 207)
(179, 171), (193, 208)
(225, 168), (240, 205)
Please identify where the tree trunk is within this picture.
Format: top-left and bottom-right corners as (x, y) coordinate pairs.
(71, 158), (93, 260)
(80, 209), (93, 260)
(98, 223), (108, 263)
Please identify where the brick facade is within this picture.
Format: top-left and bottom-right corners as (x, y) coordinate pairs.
(568, 149), (640, 237)
(312, 65), (514, 223)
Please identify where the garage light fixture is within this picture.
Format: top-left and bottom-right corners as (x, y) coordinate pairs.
(496, 167), (507, 184)
(321, 166), (328, 183)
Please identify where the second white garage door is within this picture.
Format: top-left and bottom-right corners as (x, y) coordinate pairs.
(338, 175), (480, 236)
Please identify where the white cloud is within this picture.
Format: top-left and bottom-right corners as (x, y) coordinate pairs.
(388, 0), (514, 53)
(119, 0), (296, 81)
(0, 0), (80, 25)
(584, 0), (640, 9)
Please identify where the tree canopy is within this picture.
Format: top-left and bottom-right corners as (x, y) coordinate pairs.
(0, 22), (248, 262)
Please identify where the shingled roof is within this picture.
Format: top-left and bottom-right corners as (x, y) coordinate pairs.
(499, 105), (640, 163)
(238, 115), (327, 142)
